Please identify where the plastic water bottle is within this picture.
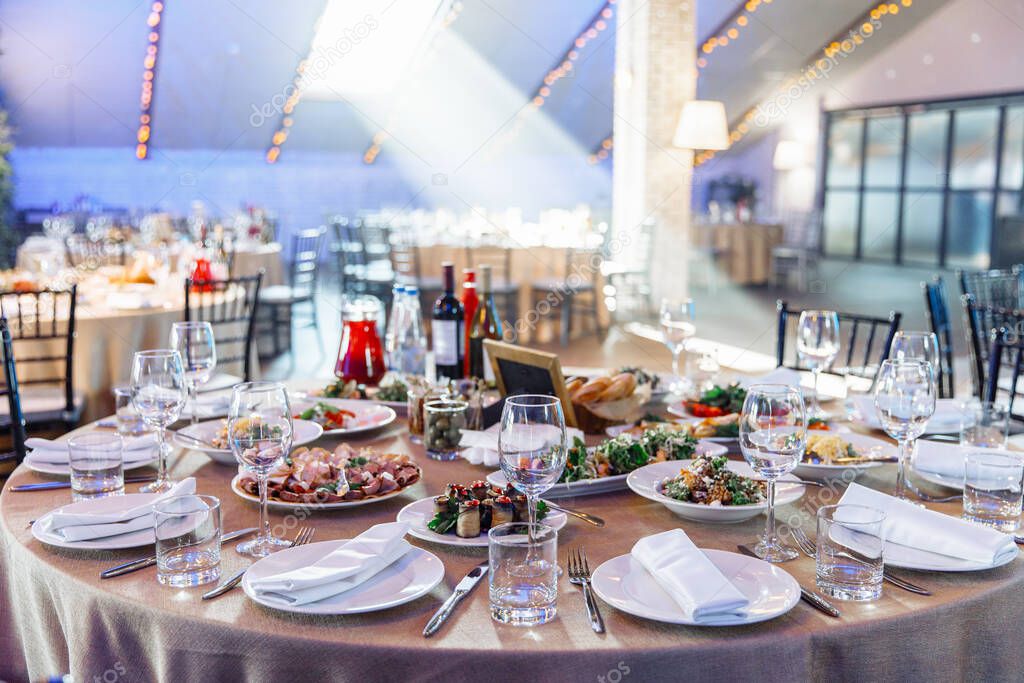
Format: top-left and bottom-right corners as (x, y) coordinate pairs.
(399, 286), (427, 376)
(385, 284), (407, 371)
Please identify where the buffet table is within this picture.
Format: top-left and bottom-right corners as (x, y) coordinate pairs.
(3, 416), (1023, 682)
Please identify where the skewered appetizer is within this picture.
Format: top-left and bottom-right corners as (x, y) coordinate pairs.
(428, 481), (548, 538)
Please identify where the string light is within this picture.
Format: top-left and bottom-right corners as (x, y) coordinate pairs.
(587, 135), (613, 165)
(135, 1), (165, 160)
(265, 58), (308, 164)
(698, 0), (775, 69)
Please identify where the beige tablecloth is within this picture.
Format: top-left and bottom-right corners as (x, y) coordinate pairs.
(232, 242), (284, 287)
(3, 415), (1023, 682)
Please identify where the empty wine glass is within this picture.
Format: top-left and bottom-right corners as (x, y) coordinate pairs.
(739, 384), (806, 563)
(228, 381), (293, 557)
(170, 321), (217, 425)
(796, 310), (840, 419)
(498, 395), (567, 533)
(890, 331), (940, 370)
(130, 349), (187, 493)
(873, 359), (936, 501)
(660, 299), (696, 396)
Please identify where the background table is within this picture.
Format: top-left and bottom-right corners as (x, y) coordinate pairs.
(692, 223), (783, 285)
(3, 415), (1023, 682)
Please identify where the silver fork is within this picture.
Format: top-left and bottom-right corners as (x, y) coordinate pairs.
(791, 526), (931, 596)
(202, 526), (315, 600)
(567, 548), (605, 633)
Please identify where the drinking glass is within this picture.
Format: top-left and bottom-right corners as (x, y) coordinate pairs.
(960, 401), (1010, 449)
(815, 504), (886, 601)
(963, 452), (1024, 532)
(228, 381), (293, 557)
(130, 349), (187, 493)
(890, 331), (940, 369)
(170, 321), (217, 426)
(154, 494), (222, 587)
(423, 398), (468, 461)
(873, 359), (936, 501)
(113, 385), (147, 436)
(660, 298), (696, 396)
(739, 384), (806, 562)
(498, 395), (567, 533)
(796, 310), (840, 419)
(67, 432), (124, 501)
(488, 522), (558, 626)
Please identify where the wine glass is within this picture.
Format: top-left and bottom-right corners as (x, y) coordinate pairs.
(498, 395), (567, 533)
(873, 359), (936, 502)
(660, 298), (696, 396)
(739, 384), (806, 562)
(130, 349), (187, 493)
(228, 381), (293, 557)
(170, 321), (217, 426)
(796, 310), (840, 419)
(890, 331), (940, 370)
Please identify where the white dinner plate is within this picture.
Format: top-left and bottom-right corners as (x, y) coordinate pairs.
(591, 549), (800, 626)
(290, 397), (397, 436)
(627, 460), (805, 523)
(883, 541), (1018, 572)
(230, 472), (418, 510)
(913, 468), (963, 491)
(24, 453), (157, 477)
(794, 432), (892, 481)
(31, 494), (161, 550)
(485, 441), (729, 499)
(396, 496), (568, 547)
(242, 539), (444, 615)
(174, 418), (323, 465)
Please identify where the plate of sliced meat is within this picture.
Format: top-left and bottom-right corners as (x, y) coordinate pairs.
(231, 444), (422, 510)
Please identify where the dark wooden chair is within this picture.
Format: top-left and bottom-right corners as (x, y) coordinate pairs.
(260, 228), (326, 356)
(0, 317), (28, 468)
(922, 276), (955, 398)
(185, 273), (263, 383)
(775, 300), (902, 382)
(0, 287), (81, 429)
(985, 328), (1024, 424)
(465, 243), (520, 328)
(958, 266), (1023, 309)
(530, 247), (605, 346)
(962, 295), (1024, 401)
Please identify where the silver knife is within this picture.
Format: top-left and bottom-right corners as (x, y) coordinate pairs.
(13, 476), (156, 492)
(423, 562), (489, 637)
(100, 528), (258, 579)
(736, 545), (840, 618)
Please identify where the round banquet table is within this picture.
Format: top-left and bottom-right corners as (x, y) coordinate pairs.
(2, 419), (1024, 683)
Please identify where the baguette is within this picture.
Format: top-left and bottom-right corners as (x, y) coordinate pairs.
(572, 376), (612, 403)
(597, 372), (637, 402)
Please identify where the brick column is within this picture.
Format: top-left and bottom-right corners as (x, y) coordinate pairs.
(611, 0), (696, 302)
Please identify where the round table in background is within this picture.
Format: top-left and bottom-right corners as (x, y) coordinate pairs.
(2, 415), (1024, 682)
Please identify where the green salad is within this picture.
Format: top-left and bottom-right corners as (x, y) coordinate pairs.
(557, 426), (698, 483)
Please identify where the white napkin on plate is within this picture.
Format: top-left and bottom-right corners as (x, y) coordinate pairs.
(631, 529), (749, 624)
(26, 434), (158, 465)
(838, 483), (1017, 566)
(46, 477), (196, 542)
(459, 426), (585, 468)
(250, 522), (412, 606)
(851, 396), (965, 433)
(181, 393), (231, 418)
(737, 367), (802, 389)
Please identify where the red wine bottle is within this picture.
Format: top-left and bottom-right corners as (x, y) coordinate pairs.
(432, 262), (464, 380)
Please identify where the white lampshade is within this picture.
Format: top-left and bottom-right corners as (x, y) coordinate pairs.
(672, 100), (730, 150)
(773, 140), (811, 170)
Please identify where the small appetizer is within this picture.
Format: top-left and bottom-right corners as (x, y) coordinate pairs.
(427, 482), (547, 538)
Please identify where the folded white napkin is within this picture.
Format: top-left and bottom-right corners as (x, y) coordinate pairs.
(851, 396), (964, 433)
(47, 477), (197, 542)
(27, 434), (157, 452)
(737, 367), (802, 389)
(250, 522), (412, 606)
(26, 434), (158, 465)
(839, 483), (1017, 566)
(631, 529), (749, 624)
(181, 393), (231, 418)
(459, 426), (584, 468)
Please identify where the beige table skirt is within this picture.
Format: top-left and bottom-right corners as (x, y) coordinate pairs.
(3, 415), (1024, 682)
(232, 243), (285, 287)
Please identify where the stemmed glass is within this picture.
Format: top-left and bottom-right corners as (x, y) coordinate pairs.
(130, 350), (187, 493)
(796, 310), (840, 419)
(228, 381), (293, 557)
(170, 321), (217, 426)
(890, 331), (940, 369)
(660, 298), (696, 396)
(498, 395), (567, 534)
(873, 359), (936, 502)
(739, 384), (807, 563)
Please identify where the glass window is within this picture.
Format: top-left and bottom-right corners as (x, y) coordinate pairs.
(864, 117), (903, 187)
(950, 107), (999, 189)
(901, 192), (942, 264)
(906, 111), (948, 188)
(861, 192), (899, 259)
(997, 191), (1021, 217)
(823, 191), (859, 257)
(826, 118), (863, 187)
(946, 191), (994, 268)
(1001, 106), (1024, 190)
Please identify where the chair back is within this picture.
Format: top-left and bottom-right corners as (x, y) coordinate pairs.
(359, 218), (392, 265)
(775, 300), (901, 380)
(0, 287), (78, 418)
(958, 266), (1023, 309)
(0, 317), (28, 463)
(985, 329), (1024, 423)
(289, 228), (326, 300)
(565, 247), (602, 288)
(65, 234), (128, 269)
(922, 277), (955, 398)
(466, 244), (513, 286)
(184, 274), (263, 381)
(389, 235), (425, 285)
(962, 295), (1024, 400)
